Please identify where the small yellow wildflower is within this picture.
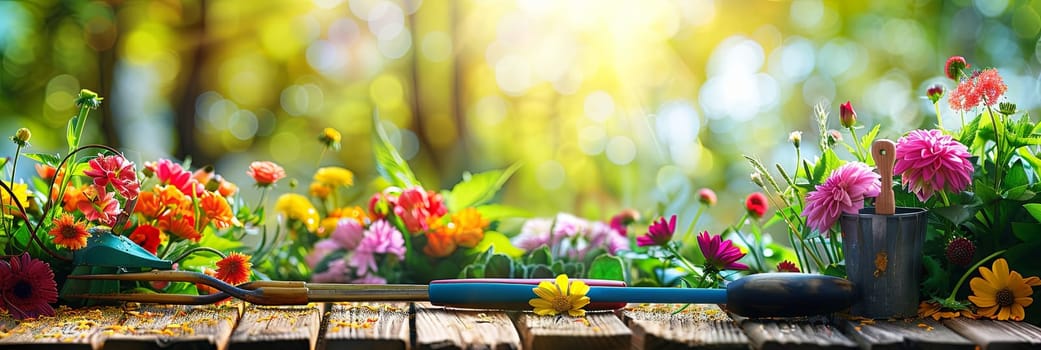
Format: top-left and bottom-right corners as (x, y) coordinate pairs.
(313, 167), (354, 188)
(275, 193), (320, 232)
(0, 181), (28, 215)
(319, 127), (342, 151)
(529, 274), (590, 317)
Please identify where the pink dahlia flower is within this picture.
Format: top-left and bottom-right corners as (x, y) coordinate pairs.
(350, 220), (406, 276)
(637, 215), (676, 247)
(391, 187), (447, 233)
(894, 129), (974, 202)
(802, 162), (881, 234)
(77, 186), (122, 226)
(146, 159), (204, 196)
(697, 232), (748, 271)
(84, 153), (140, 199)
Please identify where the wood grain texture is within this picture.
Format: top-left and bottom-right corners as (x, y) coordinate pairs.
(414, 303), (520, 350)
(514, 311), (630, 350)
(321, 302), (409, 350)
(622, 304), (748, 350)
(0, 306), (123, 350)
(737, 316), (858, 350)
(228, 304), (322, 350)
(943, 317), (1041, 350)
(840, 318), (974, 350)
(96, 304), (240, 350)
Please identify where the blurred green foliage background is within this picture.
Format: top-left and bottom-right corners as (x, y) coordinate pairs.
(2, 0), (1040, 237)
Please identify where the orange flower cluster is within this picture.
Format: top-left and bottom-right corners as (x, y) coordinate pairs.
(134, 184), (237, 244)
(423, 208), (489, 258)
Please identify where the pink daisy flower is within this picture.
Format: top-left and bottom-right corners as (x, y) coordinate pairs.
(697, 232), (748, 271)
(802, 162), (881, 234)
(0, 253), (58, 319)
(637, 215), (677, 247)
(146, 159), (204, 196)
(83, 153), (140, 200)
(350, 220), (406, 276)
(331, 218), (364, 250)
(894, 129), (974, 202)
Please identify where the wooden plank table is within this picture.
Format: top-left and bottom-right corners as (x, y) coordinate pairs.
(0, 302), (1040, 350)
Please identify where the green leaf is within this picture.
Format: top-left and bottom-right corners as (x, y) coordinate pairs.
(446, 163), (521, 212)
(920, 255), (949, 297)
(587, 255), (625, 281)
(470, 232), (525, 258)
(23, 153), (62, 166)
(484, 254), (514, 278)
(860, 124), (881, 166)
(67, 116), (79, 152)
(1016, 148), (1041, 177)
(1024, 203), (1041, 223)
(372, 113), (419, 188)
(564, 262), (585, 278)
(821, 263), (846, 278)
(526, 264), (555, 278)
(460, 264), (485, 278)
(931, 203), (982, 226)
(474, 204), (531, 222)
(1011, 222), (1041, 242)
(525, 246), (553, 266)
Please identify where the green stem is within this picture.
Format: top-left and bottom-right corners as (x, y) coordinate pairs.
(170, 246), (228, 264)
(848, 126), (867, 163)
(934, 102), (945, 131)
(682, 206), (705, 241)
(3, 144), (21, 235)
(984, 103), (1003, 189)
(71, 105), (92, 154)
(946, 249), (1006, 301)
(666, 245), (704, 282)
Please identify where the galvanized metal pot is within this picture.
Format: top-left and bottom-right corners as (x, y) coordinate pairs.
(839, 207), (928, 319)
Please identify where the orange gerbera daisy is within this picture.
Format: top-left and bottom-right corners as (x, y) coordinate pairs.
(215, 252), (252, 285)
(451, 208), (488, 248)
(199, 192), (237, 229)
(917, 300), (978, 320)
(47, 214), (90, 250)
(968, 258), (1041, 321)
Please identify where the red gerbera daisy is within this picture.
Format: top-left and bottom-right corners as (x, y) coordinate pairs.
(215, 252), (252, 285)
(776, 260), (801, 273)
(0, 253), (58, 319)
(129, 224), (163, 255)
(47, 214), (91, 250)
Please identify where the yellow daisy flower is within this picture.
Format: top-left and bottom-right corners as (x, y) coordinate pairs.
(529, 274), (591, 317)
(968, 258), (1041, 321)
(313, 167), (354, 188)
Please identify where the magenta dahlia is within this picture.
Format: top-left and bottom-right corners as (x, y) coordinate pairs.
(697, 231), (748, 271)
(894, 129), (974, 202)
(802, 162), (881, 234)
(637, 214), (677, 247)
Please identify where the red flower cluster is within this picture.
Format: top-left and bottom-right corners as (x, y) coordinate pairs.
(949, 68), (1007, 112)
(745, 192), (768, 218)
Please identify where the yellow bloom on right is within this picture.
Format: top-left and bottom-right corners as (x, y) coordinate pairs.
(968, 258), (1041, 321)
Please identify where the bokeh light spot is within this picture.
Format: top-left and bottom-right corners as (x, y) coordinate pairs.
(421, 31), (452, 62)
(369, 74), (405, 108)
(605, 136), (636, 165)
(536, 160), (566, 190)
(583, 91), (615, 122)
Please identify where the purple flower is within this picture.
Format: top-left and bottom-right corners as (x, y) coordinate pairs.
(637, 215), (677, 247)
(310, 259), (349, 283)
(802, 162), (881, 234)
(697, 232), (748, 271)
(894, 129), (974, 202)
(512, 218), (553, 250)
(349, 220), (406, 276)
(306, 239), (340, 269)
(351, 274), (387, 284)
(332, 218), (364, 250)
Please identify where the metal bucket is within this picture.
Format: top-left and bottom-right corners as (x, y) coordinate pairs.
(838, 207), (927, 318)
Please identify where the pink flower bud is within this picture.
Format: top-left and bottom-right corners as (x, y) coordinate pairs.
(944, 56), (969, 80)
(927, 85), (944, 104)
(697, 188), (717, 206)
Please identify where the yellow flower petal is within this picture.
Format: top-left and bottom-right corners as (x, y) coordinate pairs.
(567, 309), (586, 317)
(969, 295), (996, 307)
(993, 259), (1010, 286)
(533, 286), (558, 300)
(1010, 304), (1025, 321)
(529, 298), (552, 309)
(1024, 276), (1041, 287)
(979, 266), (998, 286)
(977, 305), (998, 317)
(569, 295), (590, 309)
(970, 277), (998, 295)
(555, 274), (569, 294)
(997, 306), (1011, 320)
(569, 279), (590, 296)
(1015, 297), (1033, 308)
(533, 307), (558, 316)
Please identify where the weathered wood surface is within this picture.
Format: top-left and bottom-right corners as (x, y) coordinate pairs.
(321, 302), (409, 350)
(737, 315), (858, 350)
(623, 304), (748, 350)
(227, 304), (322, 350)
(840, 317), (974, 350)
(96, 304), (240, 350)
(943, 317), (1041, 350)
(514, 311), (630, 350)
(0, 306), (123, 350)
(414, 303), (521, 350)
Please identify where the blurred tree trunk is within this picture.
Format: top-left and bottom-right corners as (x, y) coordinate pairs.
(174, 0), (211, 165)
(450, 0), (470, 171)
(98, 36), (120, 149)
(406, 0), (442, 177)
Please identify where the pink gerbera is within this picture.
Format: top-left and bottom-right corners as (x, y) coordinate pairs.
(802, 162), (881, 234)
(697, 232), (748, 271)
(637, 214), (676, 247)
(894, 129), (974, 202)
(0, 253), (58, 319)
(350, 220), (406, 276)
(391, 187), (447, 233)
(83, 153), (140, 199)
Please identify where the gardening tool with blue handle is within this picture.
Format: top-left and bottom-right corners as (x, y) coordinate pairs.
(70, 271), (855, 317)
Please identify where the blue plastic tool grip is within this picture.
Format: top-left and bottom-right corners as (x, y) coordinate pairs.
(427, 283), (728, 309)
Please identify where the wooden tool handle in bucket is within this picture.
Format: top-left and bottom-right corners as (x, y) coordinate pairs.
(872, 139), (896, 215)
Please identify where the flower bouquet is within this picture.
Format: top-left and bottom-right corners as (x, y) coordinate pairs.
(0, 90), (264, 319)
(746, 56), (1041, 322)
